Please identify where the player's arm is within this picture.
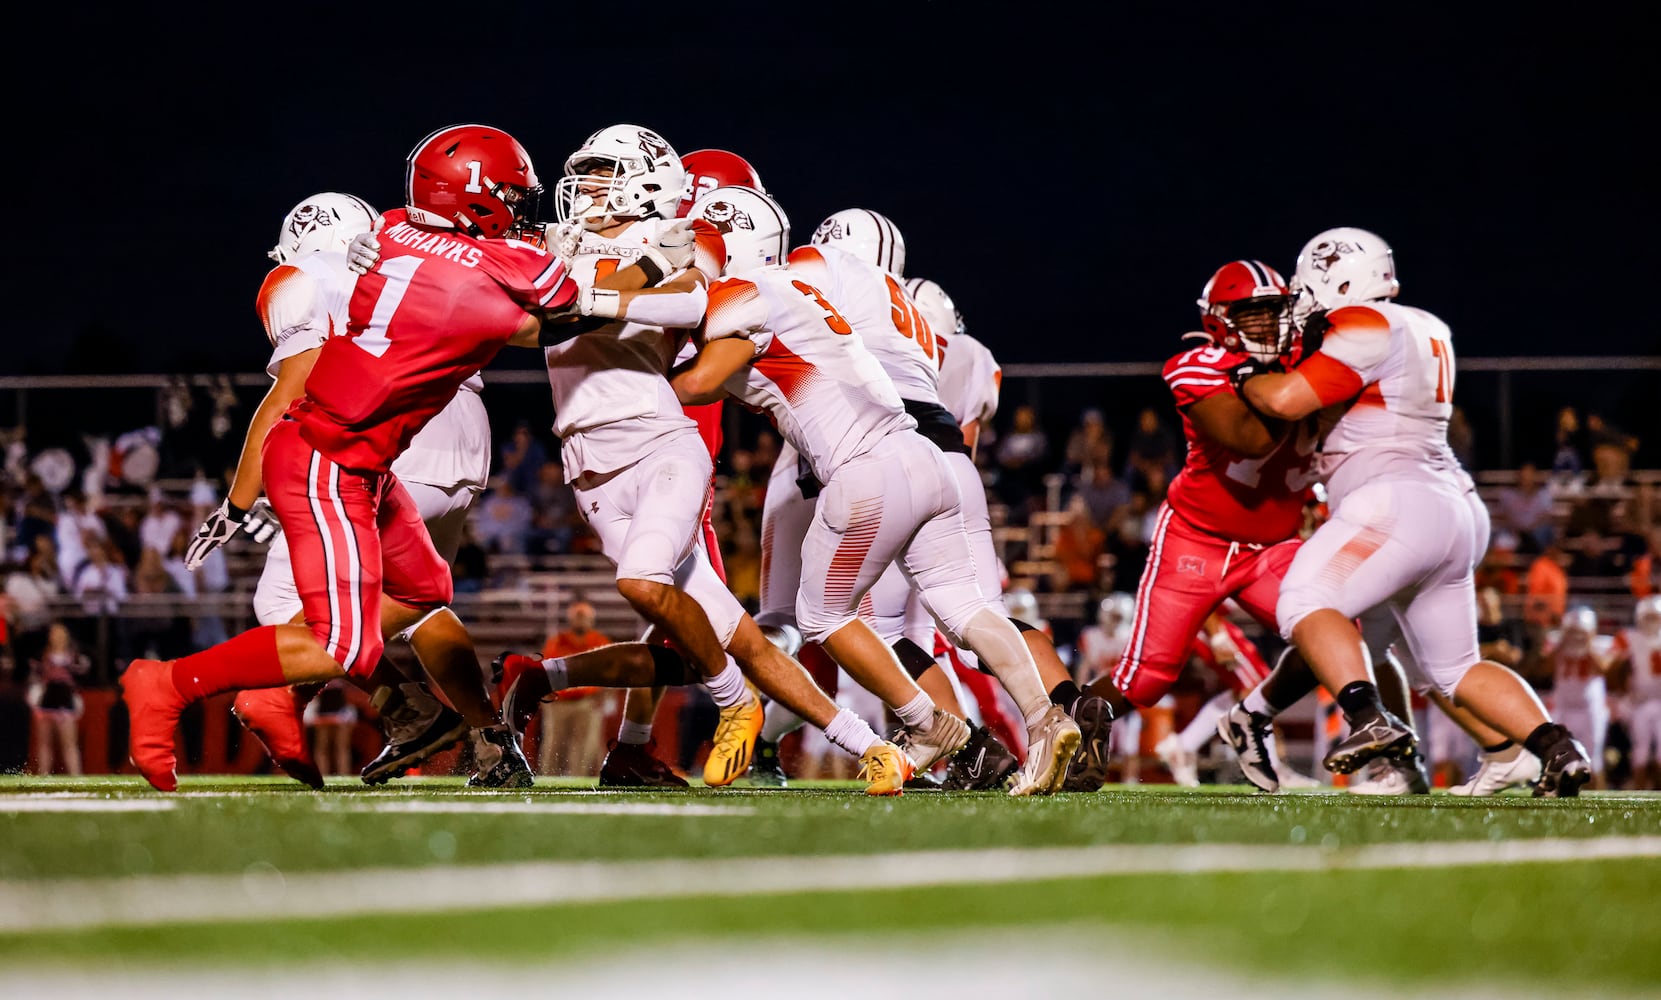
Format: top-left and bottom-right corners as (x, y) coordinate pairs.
(573, 219), (718, 328)
(1187, 390), (1285, 458)
(225, 348), (318, 507)
(670, 338), (755, 405)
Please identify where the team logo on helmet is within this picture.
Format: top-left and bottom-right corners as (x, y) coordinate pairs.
(635, 129), (670, 159)
(810, 217), (845, 244)
(699, 199), (754, 235)
(285, 204), (331, 239)
(1309, 240), (1346, 273)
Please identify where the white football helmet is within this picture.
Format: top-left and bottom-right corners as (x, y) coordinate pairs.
(810, 208), (906, 277)
(904, 277), (963, 339)
(1098, 592), (1135, 632)
(555, 124), (684, 230)
(1005, 588), (1041, 627)
(1636, 595), (1661, 637)
(268, 192), (378, 264)
(1290, 226), (1399, 325)
(688, 185), (789, 275)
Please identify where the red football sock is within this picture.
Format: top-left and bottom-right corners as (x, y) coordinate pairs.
(171, 625), (288, 701)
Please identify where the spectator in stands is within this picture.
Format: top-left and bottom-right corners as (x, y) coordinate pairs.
(4, 539), (61, 669)
(138, 488), (184, 561)
(1551, 406), (1587, 477)
(1524, 535), (1571, 671)
(124, 547), (191, 662)
(303, 678), (358, 777)
(54, 490), (106, 588)
(1494, 461), (1558, 555)
(1062, 408), (1111, 479)
(1477, 582), (1526, 675)
(25, 621), (88, 775)
(994, 403), (1050, 517)
(1123, 406), (1179, 495)
(1475, 530), (1523, 596)
(8, 477), (56, 565)
(452, 521), (490, 594)
(103, 500), (145, 572)
(1051, 494), (1107, 594)
(538, 599), (613, 777)
(1586, 411), (1640, 489)
(70, 539), (126, 619)
(751, 430), (779, 481)
(474, 478), (535, 556)
(1448, 405), (1477, 471)
(1074, 440), (1132, 541)
(1564, 499), (1628, 580)
(184, 483), (230, 651)
(528, 461), (580, 556)
(498, 420), (548, 498)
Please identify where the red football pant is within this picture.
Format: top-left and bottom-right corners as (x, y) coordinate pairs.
(264, 418), (452, 678)
(1112, 503), (1298, 707)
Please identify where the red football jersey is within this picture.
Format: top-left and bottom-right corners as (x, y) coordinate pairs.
(1161, 342), (1319, 545)
(292, 210), (574, 473)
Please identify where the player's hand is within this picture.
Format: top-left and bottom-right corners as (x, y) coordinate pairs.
(185, 499), (249, 570)
(643, 218), (698, 276)
(241, 500), (282, 543)
(347, 216), (385, 275)
(544, 221), (585, 265)
(1227, 357), (1283, 393)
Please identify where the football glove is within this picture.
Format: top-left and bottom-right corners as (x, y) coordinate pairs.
(241, 500), (282, 543)
(185, 499), (249, 570)
(347, 228), (382, 275)
(1227, 357), (1284, 393)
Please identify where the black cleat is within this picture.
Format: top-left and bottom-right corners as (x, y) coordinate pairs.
(904, 768), (945, 790)
(360, 684), (468, 786)
(1323, 708), (1418, 776)
(1060, 696), (1114, 792)
(598, 741), (689, 788)
(742, 737), (788, 788)
(1532, 725), (1593, 798)
(1218, 703), (1281, 792)
(941, 726), (1020, 790)
(466, 724), (535, 788)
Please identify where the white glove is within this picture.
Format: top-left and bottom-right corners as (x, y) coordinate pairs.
(542, 221), (585, 264)
(185, 499), (248, 570)
(241, 500), (282, 543)
(347, 216), (385, 275)
(643, 218), (698, 275)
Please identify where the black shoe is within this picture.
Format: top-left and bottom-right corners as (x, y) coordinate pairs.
(1218, 703), (1281, 792)
(1060, 696), (1114, 792)
(1323, 708), (1418, 776)
(1532, 725), (1593, 798)
(743, 737), (788, 787)
(904, 768), (945, 790)
(465, 724), (535, 788)
(942, 725), (1021, 790)
(1403, 749), (1433, 795)
(360, 685), (468, 785)
(598, 741), (689, 788)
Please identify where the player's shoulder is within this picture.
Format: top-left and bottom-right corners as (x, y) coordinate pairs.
(1325, 303), (1394, 337)
(786, 245), (826, 268)
(1163, 340), (1239, 378)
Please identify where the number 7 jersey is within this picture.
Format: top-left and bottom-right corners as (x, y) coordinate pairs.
(1163, 342), (1318, 545)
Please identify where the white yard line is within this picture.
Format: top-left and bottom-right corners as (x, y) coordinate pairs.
(4, 836), (1659, 933)
(0, 799), (176, 813)
(316, 800), (756, 816)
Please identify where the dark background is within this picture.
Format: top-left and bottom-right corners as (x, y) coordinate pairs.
(5, 5), (1656, 382)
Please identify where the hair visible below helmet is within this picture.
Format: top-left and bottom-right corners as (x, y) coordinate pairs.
(1197, 259), (1293, 362)
(1290, 226), (1399, 326)
(405, 124), (541, 239)
(556, 124), (684, 229)
(1005, 588), (1040, 627)
(677, 149), (764, 219)
(268, 192), (378, 264)
(810, 208), (906, 277)
(1636, 595), (1661, 635)
(904, 277), (964, 339)
(1098, 592), (1135, 632)
(689, 185), (789, 275)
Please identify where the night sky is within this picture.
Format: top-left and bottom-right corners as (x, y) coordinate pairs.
(7, 6), (1656, 380)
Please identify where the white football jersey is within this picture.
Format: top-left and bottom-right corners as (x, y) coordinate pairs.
(701, 267), (915, 483)
(1619, 627), (1661, 702)
(785, 245), (942, 404)
(935, 329), (1001, 427)
(1074, 624), (1129, 685)
(1299, 301), (1464, 505)
(255, 251), (488, 490)
(543, 218), (708, 480)
(1547, 630), (1614, 709)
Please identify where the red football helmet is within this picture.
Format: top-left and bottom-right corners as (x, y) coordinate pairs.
(1197, 259), (1293, 362)
(405, 124), (542, 238)
(676, 149), (765, 218)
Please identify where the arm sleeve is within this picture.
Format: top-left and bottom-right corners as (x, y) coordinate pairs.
(257, 266), (329, 378)
(1301, 306), (1393, 404)
(617, 281), (709, 329)
(701, 278), (770, 355)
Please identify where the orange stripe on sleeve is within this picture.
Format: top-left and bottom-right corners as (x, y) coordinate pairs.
(1298, 352), (1366, 406)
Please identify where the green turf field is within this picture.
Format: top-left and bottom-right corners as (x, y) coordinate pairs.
(4, 776), (1660, 998)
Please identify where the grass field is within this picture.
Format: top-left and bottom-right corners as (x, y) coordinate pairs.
(4, 775), (1660, 998)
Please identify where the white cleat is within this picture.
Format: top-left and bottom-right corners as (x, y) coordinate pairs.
(1275, 764), (1323, 790)
(1010, 705), (1082, 796)
(897, 709), (972, 773)
(1450, 749), (1542, 796)
(1155, 733), (1201, 787)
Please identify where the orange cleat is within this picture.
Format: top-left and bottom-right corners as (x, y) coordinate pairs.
(233, 684), (324, 789)
(120, 659), (188, 792)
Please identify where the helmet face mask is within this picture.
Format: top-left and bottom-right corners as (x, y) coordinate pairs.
(689, 185), (789, 275)
(555, 124), (684, 230)
(269, 192), (378, 264)
(1291, 227), (1399, 326)
(809, 208), (906, 277)
(405, 124), (542, 240)
(1197, 260), (1293, 362)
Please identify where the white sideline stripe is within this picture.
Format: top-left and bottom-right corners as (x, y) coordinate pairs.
(316, 801), (757, 817)
(5, 836), (1660, 933)
(0, 800), (176, 813)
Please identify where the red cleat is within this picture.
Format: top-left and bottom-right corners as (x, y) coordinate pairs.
(120, 659), (188, 792)
(233, 685), (324, 789)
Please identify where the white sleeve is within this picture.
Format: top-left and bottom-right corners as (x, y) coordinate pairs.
(260, 265), (330, 378)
